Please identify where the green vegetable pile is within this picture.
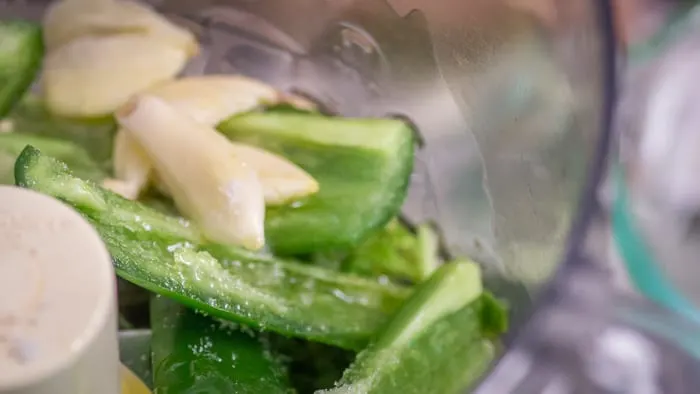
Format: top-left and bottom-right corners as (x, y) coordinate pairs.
(0, 17), (507, 394)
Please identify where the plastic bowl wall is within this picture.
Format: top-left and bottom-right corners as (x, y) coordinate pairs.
(2, 0), (615, 387)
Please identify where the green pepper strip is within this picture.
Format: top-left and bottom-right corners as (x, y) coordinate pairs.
(15, 146), (410, 350)
(342, 219), (440, 283)
(150, 295), (294, 394)
(219, 111), (415, 255)
(319, 262), (508, 394)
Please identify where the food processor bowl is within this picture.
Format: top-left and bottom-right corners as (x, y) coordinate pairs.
(0, 0), (616, 391)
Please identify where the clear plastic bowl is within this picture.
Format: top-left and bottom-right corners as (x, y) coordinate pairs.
(1, 0), (616, 391)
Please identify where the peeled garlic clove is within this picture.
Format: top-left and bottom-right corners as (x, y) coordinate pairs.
(43, 0), (198, 55)
(147, 76), (280, 125)
(112, 130), (151, 198)
(230, 143), (319, 205)
(153, 143), (319, 205)
(112, 75), (318, 200)
(116, 95), (265, 250)
(43, 34), (188, 117)
(111, 75), (280, 198)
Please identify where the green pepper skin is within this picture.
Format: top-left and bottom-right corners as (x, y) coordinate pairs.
(0, 133), (105, 184)
(219, 112), (415, 255)
(319, 262), (508, 394)
(15, 146), (410, 350)
(150, 295), (294, 394)
(0, 21), (43, 118)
